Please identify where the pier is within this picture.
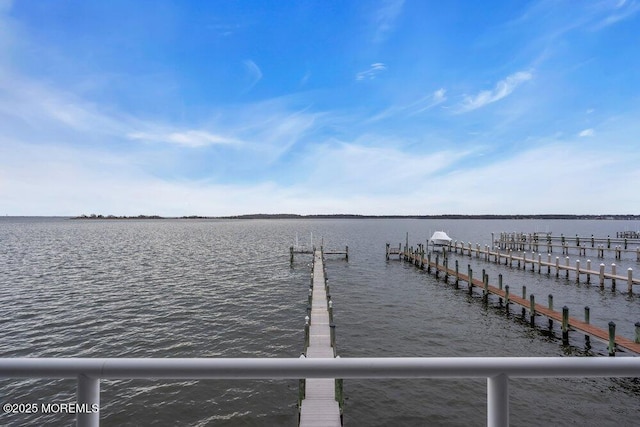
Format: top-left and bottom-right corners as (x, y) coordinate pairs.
(298, 248), (342, 426)
(291, 245), (348, 263)
(391, 242), (640, 355)
(449, 242), (639, 293)
(495, 232), (640, 259)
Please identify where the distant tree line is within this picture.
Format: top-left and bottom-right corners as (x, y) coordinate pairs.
(71, 213), (640, 220)
(73, 214), (164, 219)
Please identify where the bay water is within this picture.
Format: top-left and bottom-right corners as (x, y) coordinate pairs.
(1, 217), (639, 426)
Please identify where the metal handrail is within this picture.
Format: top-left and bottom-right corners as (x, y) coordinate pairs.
(1, 357), (639, 427)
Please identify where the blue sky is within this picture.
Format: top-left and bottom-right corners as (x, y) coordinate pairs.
(1, 0), (639, 216)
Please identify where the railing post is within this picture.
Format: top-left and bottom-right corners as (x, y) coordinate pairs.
(77, 374), (100, 427)
(487, 374), (509, 427)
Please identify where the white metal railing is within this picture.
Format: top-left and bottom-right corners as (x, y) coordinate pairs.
(1, 356), (639, 427)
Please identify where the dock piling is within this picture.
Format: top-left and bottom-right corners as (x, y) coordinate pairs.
(608, 322), (616, 356)
(504, 285), (510, 312)
(529, 295), (535, 326)
(584, 306), (591, 344)
(611, 264), (616, 291)
(562, 306), (569, 345)
(483, 273), (489, 302)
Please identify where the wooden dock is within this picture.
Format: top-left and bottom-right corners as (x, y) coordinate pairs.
(291, 245), (348, 263)
(448, 242), (639, 293)
(494, 232), (640, 258)
(299, 249), (342, 427)
(390, 243), (640, 356)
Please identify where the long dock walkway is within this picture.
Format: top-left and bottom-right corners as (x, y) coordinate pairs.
(299, 249), (341, 427)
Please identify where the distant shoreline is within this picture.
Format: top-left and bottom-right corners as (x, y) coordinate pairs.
(69, 214), (640, 220)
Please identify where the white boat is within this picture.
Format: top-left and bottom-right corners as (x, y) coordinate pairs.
(429, 231), (452, 250)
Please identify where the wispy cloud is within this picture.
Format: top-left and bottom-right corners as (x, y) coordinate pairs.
(578, 128), (594, 137)
(372, 0), (405, 43)
(356, 63), (387, 81)
(412, 88), (447, 114)
(128, 130), (241, 147)
(243, 59), (262, 92)
(0, 70), (131, 140)
(594, 0), (640, 29)
(300, 71), (311, 87)
(367, 88), (447, 122)
(457, 71), (533, 113)
(301, 140), (472, 195)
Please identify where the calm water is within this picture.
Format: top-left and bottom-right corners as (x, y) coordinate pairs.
(0, 217), (639, 426)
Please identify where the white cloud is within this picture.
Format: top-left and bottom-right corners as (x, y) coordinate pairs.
(595, 0), (640, 28)
(578, 128), (594, 137)
(2, 124), (640, 216)
(0, 70), (129, 137)
(412, 88), (447, 114)
(128, 130), (241, 147)
(367, 88), (448, 122)
(372, 0), (405, 43)
(243, 59), (262, 92)
(300, 141), (472, 195)
(356, 63), (387, 81)
(458, 71), (533, 113)
(4, 137), (638, 216)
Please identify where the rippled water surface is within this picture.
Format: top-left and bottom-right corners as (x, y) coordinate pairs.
(0, 217), (639, 426)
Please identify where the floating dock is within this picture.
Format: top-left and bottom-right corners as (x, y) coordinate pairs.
(298, 248), (342, 427)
